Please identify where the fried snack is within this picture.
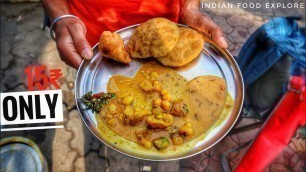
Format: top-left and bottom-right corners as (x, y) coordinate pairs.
(99, 31), (131, 63)
(126, 18), (179, 58)
(184, 76), (227, 124)
(156, 27), (204, 67)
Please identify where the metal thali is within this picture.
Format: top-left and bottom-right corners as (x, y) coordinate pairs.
(75, 24), (244, 160)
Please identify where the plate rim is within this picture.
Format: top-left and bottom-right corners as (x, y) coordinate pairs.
(74, 24), (245, 161)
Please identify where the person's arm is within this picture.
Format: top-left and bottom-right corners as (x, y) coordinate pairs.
(180, 0), (228, 48)
(41, 0), (93, 69)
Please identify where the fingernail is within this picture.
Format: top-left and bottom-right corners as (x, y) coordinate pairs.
(81, 48), (92, 60)
(219, 37), (228, 48)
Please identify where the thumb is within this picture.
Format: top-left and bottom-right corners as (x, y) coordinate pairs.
(68, 22), (93, 60)
(196, 14), (228, 49)
(211, 26), (228, 49)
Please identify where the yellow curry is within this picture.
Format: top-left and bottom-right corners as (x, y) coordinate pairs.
(96, 61), (233, 151)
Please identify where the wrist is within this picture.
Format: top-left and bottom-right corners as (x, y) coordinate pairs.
(49, 12), (69, 24)
(50, 15), (80, 40)
(179, 9), (198, 24)
(179, 0), (200, 23)
(41, 0), (70, 23)
(53, 16), (79, 31)
(180, 0), (200, 12)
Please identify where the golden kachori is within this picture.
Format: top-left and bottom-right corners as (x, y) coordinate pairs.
(126, 18), (179, 58)
(157, 27), (204, 67)
(184, 76), (227, 131)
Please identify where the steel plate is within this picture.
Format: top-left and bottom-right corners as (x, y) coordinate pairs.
(75, 24), (244, 161)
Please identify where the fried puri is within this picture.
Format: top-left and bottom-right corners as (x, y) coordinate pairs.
(157, 27), (204, 67)
(184, 76), (227, 125)
(126, 18), (179, 58)
(99, 31), (131, 64)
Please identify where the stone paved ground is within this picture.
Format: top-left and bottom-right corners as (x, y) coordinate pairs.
(1, 1), (305, 172)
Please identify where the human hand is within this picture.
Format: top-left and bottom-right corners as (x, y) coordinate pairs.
(53, 18), (93, 69)
(180, 9), (228, 49)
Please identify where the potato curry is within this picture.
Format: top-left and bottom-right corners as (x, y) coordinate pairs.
(93, 61), (232, 151)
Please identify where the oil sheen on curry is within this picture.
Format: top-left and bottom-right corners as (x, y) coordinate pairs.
(96, 61), (233, 152)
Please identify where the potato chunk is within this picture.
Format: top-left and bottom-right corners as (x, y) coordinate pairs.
(124, 106), (134, 116)
(106, 118), (116, 126)
(171, 136), (184, 145)
(152, 106), (163, 115)
(139, 137), (152, 149)
(107, 103), (117, 114)
(139, 80), (154, 92)
(136, 130), (153, 149)
(124, 107), (150, 126)
(170, 100), (189, 116)
(145, 113), (174, 129)
(122, 96), (134, 105)
(131, 109), (151, 126)
(178, 123), (193, 136)
(153, 137), (170, 150)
